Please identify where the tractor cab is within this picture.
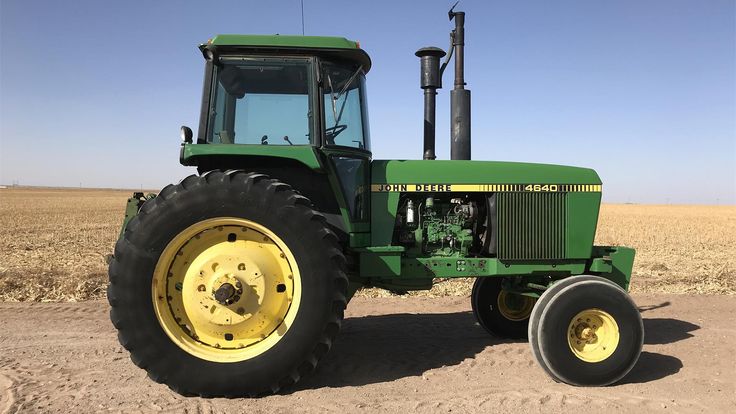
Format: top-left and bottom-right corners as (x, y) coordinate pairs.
(180, 35), (374, 235)
(199, 36), (371, 151)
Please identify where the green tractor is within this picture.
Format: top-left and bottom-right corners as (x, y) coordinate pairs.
(108, 9), (643, 397)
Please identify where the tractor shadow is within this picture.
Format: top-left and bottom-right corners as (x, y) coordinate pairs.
(621, 351), (683, 384)
(294, 312), (700, 389)
(642, 318), (699, 345)
(294, 310), (498, 390)
(620, 317), (700, 384)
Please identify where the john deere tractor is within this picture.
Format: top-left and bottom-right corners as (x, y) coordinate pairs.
(109, 8), (643, 397)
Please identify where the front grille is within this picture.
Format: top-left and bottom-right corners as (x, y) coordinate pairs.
(497, 192), (567, 260)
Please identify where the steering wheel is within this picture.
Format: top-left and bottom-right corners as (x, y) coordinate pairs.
(324, 124), (348, 145)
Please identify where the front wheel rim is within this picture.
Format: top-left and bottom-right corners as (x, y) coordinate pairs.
(151, 217), (302, 363)
(496, 290), (536, 321)
(567, 308), (619, 363)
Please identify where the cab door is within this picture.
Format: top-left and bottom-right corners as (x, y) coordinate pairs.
(318, 60), (372, 245)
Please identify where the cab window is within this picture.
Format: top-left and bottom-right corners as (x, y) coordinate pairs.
(321, 62), (370, 151)
(207, 57), (314, 145)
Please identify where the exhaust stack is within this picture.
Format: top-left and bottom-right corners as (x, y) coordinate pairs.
(415, 47), (446, 160)
(449, 9), (471, 160)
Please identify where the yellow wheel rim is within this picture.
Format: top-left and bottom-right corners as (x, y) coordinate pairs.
(567, 308), (619, 363)
(496, 291), (536, 321)
(152, 217), (301, 363)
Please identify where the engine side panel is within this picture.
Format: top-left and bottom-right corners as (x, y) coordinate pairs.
(370, 160), (602, 260)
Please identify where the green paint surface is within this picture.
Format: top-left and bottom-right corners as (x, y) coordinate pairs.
(209, 34), (360, 50)
(359, 249), (632, 292)
(566, 192), (601, 258)
(371, 159), (601, 185)
(370, 191), (399, 246)
(204, 34), (371, 72)
(180, 143), (323, 171)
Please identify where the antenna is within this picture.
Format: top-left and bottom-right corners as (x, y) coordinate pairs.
(300, 0), (305, 35)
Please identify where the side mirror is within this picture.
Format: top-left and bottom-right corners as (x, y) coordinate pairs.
(180, 126), (193, 144)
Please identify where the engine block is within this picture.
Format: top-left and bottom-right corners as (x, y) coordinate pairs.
(397, 196), (479, 257)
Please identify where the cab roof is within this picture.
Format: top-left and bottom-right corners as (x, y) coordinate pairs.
(203, 34), (371, 72)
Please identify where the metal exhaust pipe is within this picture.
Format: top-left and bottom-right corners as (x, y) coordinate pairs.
(449, 9), (471, 160)
(416, 47), (446, 160)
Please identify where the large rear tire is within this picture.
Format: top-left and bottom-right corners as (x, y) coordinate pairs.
(108, 171), (348, 397)
(471, 278), (536, 339)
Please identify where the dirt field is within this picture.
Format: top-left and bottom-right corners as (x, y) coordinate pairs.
(1, 294), (734, 413)
(0, 187), (734, 301)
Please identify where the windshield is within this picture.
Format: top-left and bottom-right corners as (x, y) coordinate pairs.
(321, 62), (370, 150)
(207, 57), (314, 145)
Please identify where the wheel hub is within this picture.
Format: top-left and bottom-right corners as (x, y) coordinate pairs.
(573, 323), (596, 342)
(214, 282), (238, 304)
(567, 309), (619, 363)
(496, 290), (536, 321)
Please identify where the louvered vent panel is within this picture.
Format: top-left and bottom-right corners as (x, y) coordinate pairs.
(497, 192), (567, 260)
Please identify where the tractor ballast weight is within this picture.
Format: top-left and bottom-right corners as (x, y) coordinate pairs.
(108, 7), (642, 397)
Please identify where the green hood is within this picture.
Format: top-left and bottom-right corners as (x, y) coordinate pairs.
(371, 160), (601, 186)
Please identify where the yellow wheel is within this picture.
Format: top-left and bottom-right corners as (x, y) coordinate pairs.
(109, 172), (347, 396)
(152, 218), (301, 362)
(471, 278), (537, 339)
(535, 278), (644, 386)
(566, 309), (619, 363)
(497, 290), (536, 322)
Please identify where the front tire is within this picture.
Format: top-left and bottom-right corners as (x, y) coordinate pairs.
(535, 279), (644, 386)
(108, 171), (348, 396)
(471, 278), (536, 339)
(528, 275), (613, 381)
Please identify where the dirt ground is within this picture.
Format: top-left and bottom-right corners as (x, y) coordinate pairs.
(1, 294), (734, 414)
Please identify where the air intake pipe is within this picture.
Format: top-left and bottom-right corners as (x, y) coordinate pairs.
(416, 5), (471, 161)
(415, 47), (446, 160)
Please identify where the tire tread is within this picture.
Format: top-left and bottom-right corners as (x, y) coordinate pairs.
(108, 170), (347, 397)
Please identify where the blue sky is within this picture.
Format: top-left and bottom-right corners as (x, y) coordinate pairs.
(1, 0), (734, 204)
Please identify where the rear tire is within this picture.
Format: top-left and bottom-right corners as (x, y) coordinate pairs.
(536, 279), (644, 386)
(471, 278), (536, 339)
(108, 171), (348, 397)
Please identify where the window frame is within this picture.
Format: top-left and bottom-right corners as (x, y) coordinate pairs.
(316, 58), (372, 154)
(200, 55), (320, 146)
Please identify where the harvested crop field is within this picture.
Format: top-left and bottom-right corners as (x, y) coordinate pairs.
(0, 187), (734, 302)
